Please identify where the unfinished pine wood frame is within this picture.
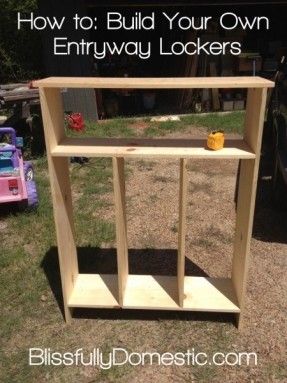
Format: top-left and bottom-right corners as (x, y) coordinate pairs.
(35, 76), (274, 328)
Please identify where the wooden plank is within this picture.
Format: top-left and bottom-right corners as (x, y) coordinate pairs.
(183, 277), (240, 313)
(1, 88), (39, 103)
(113, 157), (129, 306)
(68, 274), (120, 308)
(232, 88), (267, 329)
(46, 159), (78, 323)
(122, 275), (239, 312)
(177, 159), (188, 307)
(0, 83), (28, 90)
(68, 274), (239, 312)
(244, 88), (268, 155)
(1, 89), (38, 97)
(34, 76), (274, 89)
(39, 88), (65, 150)
(39, 88), (78, 323)
(1, 93), (39, 103)
(51, 137), (256, 159)
(124, 275), (179, 309)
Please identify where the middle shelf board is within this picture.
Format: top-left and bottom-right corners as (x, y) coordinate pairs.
(68, 274), (240, 313)
(51, 137), (255, 159)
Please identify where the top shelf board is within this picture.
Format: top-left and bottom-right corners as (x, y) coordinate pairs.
(34, 76), (274, 89)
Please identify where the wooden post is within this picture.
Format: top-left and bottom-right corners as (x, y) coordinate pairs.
(39, 88), (78, 323)
(232, 88), (267, 328)
(113, 157), (129, 306)
(177, 158), (188, 306)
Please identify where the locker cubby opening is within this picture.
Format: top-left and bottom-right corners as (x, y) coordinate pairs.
(124, 158), (179, 275)
(123, 157), (181, 308)
(184, 157), (239, 280)
(68, 157), (120, 308)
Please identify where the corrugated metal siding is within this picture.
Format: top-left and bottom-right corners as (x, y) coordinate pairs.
(38, 0), (98, 121)
(62, 89), (98, 121)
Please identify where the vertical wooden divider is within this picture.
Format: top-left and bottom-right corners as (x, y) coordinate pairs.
(232, 88), (267, 328)
(113, 157), (129, 306)
(177, 158), (188, 307)
(39, 88), (78, 323)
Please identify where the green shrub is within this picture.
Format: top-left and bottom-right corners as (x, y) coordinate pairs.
(0, 0), (42, 82)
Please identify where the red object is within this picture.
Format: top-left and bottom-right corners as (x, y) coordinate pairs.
(67, 113), (85, 132)
(8, 179), (18, 194)
(8, 179), (18, 189)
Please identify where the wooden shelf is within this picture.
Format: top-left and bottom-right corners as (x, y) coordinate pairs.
(51, 137), (255, 159)
(38, 76), (272, 327)
(34, 76), (274, 89)
(68, 274), (240, 313)
(123, 275), (179, 309)
(68, 274), (120, 308)
(183, 276), (240, 313)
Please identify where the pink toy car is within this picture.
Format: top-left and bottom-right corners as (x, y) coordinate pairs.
(0, 127), (38, 207)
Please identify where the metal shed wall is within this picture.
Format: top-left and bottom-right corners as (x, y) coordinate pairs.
(38, 0), (98, 121)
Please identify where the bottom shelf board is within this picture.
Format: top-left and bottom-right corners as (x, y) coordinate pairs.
(68, 274), (120, 309)
(123, 274), (179, 309)
(183, 277), (240, 313)
(68, 274), (240, 313)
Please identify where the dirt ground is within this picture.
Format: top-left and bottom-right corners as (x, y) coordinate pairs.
(81, 127), (287, 382)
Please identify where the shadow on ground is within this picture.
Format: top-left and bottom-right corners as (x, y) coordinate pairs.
(253, 152), (287, 244)
(0, 202), (28, 217)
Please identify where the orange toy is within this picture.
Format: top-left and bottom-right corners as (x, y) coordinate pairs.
(207, 131), (225, 150)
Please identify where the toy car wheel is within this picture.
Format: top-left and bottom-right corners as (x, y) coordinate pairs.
(26, 180), (38, 207)
(25, 167), (34, 181)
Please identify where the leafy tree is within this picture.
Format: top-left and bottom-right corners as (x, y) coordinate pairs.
(0, 0), (42, 82)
